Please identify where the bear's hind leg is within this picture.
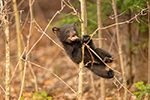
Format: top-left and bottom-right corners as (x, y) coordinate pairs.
(88, 64), (114, 78)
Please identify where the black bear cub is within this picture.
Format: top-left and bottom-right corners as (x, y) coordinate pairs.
(52, 23), (114, 78)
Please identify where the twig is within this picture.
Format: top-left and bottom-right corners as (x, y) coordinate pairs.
(33, 20), (64, 51)
(112, 0), (127, 99)
(18, 58), (27, 100)
(0, 10), (24, 15)
(26, 30), (45, 55)
(84, 43), (121, 74)
(61, 0), (83, 22)
(114, 76), (133, 96)
(106, 29), (118, 52)
(44, 4), (65, 32)
(40, 49), (62, 77)
(20, 10), (30, 32)
(110, 10), (127, 19)
(0, 84), (6, 94)
(21, 59), (79, 98)
(90, 7), (148, 39)
(9, 48), (26, 83)
(18, 0), (36, 98)
(28, 0), (38, 92)
(26, 4), (66, 55)
(28, 63), (38, 91)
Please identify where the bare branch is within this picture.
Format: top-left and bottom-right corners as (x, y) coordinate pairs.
(90, 7), (148, 38)
(61, 0), (83, 22)
(25, 4), (66, 55)
(21, 59), (79, 98)
(84, 43), (121, 74)
(114, 76), (133, 96)
(0, 84), (6, 94)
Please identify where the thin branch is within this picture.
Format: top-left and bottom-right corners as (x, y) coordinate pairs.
(112, 0), (127, 99)
(26, 4), (66, 55)
(28, 0), (38, 92)
(28, 63), (38, 91)
(13, 0), (23, 81)
(20, 10), (30, 32)
(44, 4), (65, 32)
(0, 84), (6, 94)
(18, 0), (35, 98)
(21, 59), (79, 98)
(114, 76), (133, 96)
(33, 19), (64, 52)
(90, 7), (148, 38)
(84, 43), (121, 74)
(109, 10), (127, 19)
(18, 58), (27, 100)
(61, 0), (83, 22)
(9, 48), (26, 83)
(10, 2), (66, 91)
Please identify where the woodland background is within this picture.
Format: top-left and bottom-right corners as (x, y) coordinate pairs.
(0, 0), (150, 100)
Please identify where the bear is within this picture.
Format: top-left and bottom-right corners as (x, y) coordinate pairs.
(52, 23), (114, 78)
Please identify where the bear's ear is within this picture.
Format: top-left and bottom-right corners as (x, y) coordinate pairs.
(52, 27), (59, 34)
(73, 22), (78, 29)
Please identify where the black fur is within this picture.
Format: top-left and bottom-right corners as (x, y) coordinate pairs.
(52, 23), (114, 78)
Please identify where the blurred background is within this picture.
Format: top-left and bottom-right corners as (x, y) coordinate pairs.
(0, 0), (149, 99)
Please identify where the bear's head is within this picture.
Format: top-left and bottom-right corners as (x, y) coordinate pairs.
(52, 23), (79, 43)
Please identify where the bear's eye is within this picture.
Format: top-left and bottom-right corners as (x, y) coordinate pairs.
(65, 30), (70, 33)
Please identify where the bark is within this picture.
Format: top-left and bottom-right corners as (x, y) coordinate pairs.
(5, 16), (10, 100)
(97, 0), (105, 100)
(78, 0), (86, 99)
(112, 0), (127, 99)
(148, 2), (150, 84)
(1, 0), (10, 99)
(13, 0), (23, 80)
(128, 9), (133, 87)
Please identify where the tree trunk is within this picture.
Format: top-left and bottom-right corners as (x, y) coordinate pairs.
(97, 0), (105, 100)
(128, 9), (133, 87)
(130, 22), (148, 92)
(5, 16), (10, 100)
(112, 0), (127, 99)
(78, 0), (86, 100)
(1, 0), (10, 99)
(148, 2), (150, 84)
(13, 0), (23, 81)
